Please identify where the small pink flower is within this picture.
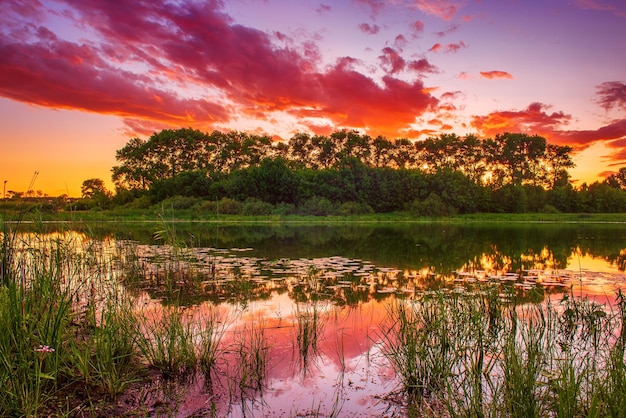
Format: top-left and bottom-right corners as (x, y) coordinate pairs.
(34, 345), (55, 354)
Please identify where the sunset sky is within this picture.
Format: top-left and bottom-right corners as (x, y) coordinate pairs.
(1, 0), (626, 197)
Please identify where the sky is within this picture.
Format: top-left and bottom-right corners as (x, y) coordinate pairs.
(1, 0), (626, 197)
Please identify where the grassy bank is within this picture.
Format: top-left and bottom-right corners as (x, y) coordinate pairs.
(4, 206), (626, 225)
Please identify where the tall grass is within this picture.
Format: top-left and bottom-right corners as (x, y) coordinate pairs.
(380, 286), (626, 417)
(0, 229), (88, 415)
(134, 305), (197, 376)
(294, 301), (325, 377)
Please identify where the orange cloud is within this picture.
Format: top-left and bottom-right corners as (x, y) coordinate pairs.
(471, 103), (626, 164)
(480, 70), (513, 80)
(471, 102), (571, 142)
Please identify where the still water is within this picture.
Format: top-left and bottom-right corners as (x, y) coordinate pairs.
(57, 222), (626, 416)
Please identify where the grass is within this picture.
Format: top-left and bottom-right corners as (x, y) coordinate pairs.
(7, 205), (626, 225)
(134, 305), (197, 376)
(379, 288), (626, 417)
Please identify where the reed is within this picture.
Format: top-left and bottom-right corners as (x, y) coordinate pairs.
(294, 301), (325, 377)
(196, 305), (226, 378)
(133, 304), (197, 376)
(235, 318), (269, 393)
(379, 285), (626, 417)
(0, 230), (80, 416)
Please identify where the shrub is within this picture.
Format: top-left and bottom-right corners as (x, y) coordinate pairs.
(216, 197), (242, 215)
(272, 203), (296, 216)
(193, 200), (218, 215)
(298, 197), (335, 216)
(541, 204), (561, 214)
(242, 198), (274, 216)
(411, 193), (455, 217)
(337, 201), (374, 216)
(158, 195), (201, 210)
(126, 195), (152, 209)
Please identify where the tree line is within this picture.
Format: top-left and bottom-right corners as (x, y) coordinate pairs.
(72, 127), (626, 215)
(111, 128), (573, 191)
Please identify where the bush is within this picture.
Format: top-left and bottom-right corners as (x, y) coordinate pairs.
(216, 198), (242, 215)
(272, 203), (296, 216)
(193, 200), (218, 215)
(126, 195), (153, 209)
(241, 198), (274, 216)
(541, 204), (560, 214)
(410, 193), (455, 217)
(298, 197), (335, 216)
(158, 195), (201, 210)
(337, 201), (374, 216)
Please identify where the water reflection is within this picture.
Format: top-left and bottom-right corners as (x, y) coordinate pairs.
(13, 222), (626, 416)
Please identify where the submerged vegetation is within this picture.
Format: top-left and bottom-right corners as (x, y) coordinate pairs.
(1, 215), (626, 416)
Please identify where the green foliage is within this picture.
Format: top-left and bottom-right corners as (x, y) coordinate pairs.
(100, 128), (626, 215)
(216, 197), (242, 215)
(242, 198), (273, 215)
(411, 193), (455, 217)
(337, 201), (374, 216)
(158, 195), (202, 210)
(298, 197), (336, 216)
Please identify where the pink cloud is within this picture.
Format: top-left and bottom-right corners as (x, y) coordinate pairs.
(411, 20), (425, 35)
(353, 0), (386, 15)
(0, 36), (229, 124)
(572, 0), (626, 17)
(480, 70), (514, 80)
(378, 47), (406, 74)
(429, 41), (467, 53)
(394, 34), (407, 49)
(429, 43), (442, 52)
(407, 58), (439, 74)
(409, 0), (465, 20)
(596, 81), (626, 112)
(358, 22), (380, 34)
(435, 24), (459, 37)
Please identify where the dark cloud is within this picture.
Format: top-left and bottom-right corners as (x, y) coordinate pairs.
(407, 58), (439, 74)
(596, 81), (626, 112)
(358, 23), (380, 34)
(316, 4), (331, 14)
(378, 47), (405, 74)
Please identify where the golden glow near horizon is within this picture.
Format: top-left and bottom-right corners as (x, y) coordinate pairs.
(1, 1), (625, 197)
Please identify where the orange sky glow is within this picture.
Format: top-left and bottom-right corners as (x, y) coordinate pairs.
(1, 0), (626, 197)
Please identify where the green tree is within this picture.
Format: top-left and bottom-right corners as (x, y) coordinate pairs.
(605, 167), (626, 189)
(81, 178), (108, 199)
